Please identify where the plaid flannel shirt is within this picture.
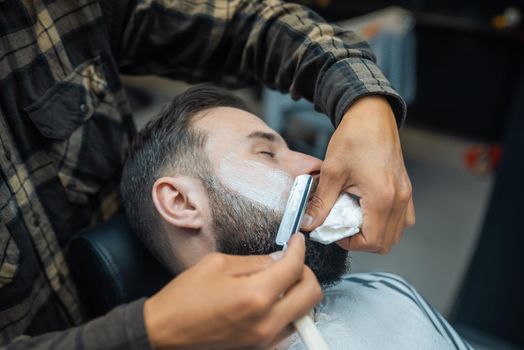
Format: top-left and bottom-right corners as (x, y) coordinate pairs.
(0, 0), (405, 347)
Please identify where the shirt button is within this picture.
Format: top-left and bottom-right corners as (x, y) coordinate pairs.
(4, 146), (11, 161)
(33, 213), (40, 226)
(80, 104), (87, 114)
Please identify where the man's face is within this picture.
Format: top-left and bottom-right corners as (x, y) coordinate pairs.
(193, 107), (349, 286)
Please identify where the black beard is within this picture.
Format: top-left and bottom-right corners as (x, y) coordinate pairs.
(204, 176), (349, 288)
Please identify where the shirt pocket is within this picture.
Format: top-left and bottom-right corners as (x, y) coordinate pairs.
(0, 225), (18, 288)
(24, 56), (127, 205)
(0, 183), (19, 288)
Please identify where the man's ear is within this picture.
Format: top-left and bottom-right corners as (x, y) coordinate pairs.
(152, 176), (207, 231)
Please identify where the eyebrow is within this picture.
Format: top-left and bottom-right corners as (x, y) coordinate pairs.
(246, 131), (286, 145)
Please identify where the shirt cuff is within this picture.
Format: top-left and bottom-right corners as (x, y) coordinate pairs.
(81, 297), (153, 350)
(316, 57), (407, 128)
(123, 298), (152, 350)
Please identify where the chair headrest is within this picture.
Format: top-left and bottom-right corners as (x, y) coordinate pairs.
(67, 215), (172, 318)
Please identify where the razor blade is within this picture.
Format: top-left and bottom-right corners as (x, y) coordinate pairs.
(275, 175), (313, 249)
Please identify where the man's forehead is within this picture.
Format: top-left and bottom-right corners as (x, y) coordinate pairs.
(193, 106), (279, 145)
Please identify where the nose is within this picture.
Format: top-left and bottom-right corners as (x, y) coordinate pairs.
(283, 150), (322, 178)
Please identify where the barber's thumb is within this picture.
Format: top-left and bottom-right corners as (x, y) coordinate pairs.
(302, 182), (340, 231)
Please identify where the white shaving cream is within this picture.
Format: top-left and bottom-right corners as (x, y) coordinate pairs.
(218, 153), (293, 210)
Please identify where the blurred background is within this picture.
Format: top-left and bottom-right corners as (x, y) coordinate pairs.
(122, 1), (524, 348)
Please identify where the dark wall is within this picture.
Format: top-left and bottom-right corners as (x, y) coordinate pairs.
(408, 20), (524, 142)
(296, 0), (524, 141)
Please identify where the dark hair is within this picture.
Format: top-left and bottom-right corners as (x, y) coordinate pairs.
(120, 85), (247, 268)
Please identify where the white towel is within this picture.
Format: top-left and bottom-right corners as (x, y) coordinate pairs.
(309, 193), (362, 245)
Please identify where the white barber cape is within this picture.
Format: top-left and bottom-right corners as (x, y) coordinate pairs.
(285, 272), (473, 350)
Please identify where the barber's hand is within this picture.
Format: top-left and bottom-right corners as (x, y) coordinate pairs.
(303, 95), (415, 253)
(144, 234), (321, 349)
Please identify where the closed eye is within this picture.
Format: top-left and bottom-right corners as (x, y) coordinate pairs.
(259, 151), (275, 158)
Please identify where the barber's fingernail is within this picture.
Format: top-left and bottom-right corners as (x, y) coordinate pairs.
(301, 214), (313, 228)
(270, 251), (284, 261)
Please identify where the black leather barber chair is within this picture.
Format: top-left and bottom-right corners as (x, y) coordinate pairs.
(67, 215), (172, 319)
